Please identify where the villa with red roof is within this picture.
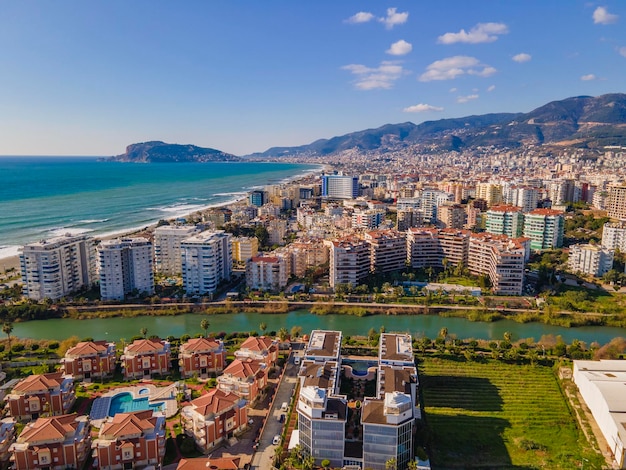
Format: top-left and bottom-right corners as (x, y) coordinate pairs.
(121, 339), (171, 380)
(6, 373), (75, 422)
(178, 337), (227, 379)
(177, 457), (240, 470)
(92, 410), (166, 470)
(61, 340), (117, 381)
(9, 414), (90, 470)
(217, 359), (267, 404)
(0, 418), (16, 468)
(181, 389), (247, 453)
(234, 336), (278, 367)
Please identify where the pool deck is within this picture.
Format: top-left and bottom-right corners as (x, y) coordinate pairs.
(90, 383), (179, 428)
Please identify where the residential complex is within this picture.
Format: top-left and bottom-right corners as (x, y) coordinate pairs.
(567, 244), (614, 277)
(121, 339), (171, 380)
(19, 234), (97, 301)
(61, 341), (117, 381)
(6, 373), (76, 422)
(178, 337), (227, 379)
(98, 237), (154, 301)
(296, 330), (419, 469)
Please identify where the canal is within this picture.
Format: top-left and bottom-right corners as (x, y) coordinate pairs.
(9, 309), (626, 345)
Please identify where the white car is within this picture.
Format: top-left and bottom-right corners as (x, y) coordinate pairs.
(272, 435), (281, 445)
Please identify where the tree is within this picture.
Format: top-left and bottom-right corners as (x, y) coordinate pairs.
(2, 322), (13, 358)
(503, 331), (512, 343)
(140, 327), (148, 339)
(385, 457), (398, 470)
(278, 327), (289, 342)
(321, 459), (331, 469)
(200, 318), (210, 338)
(438, 327), (448, 343)
(290, 326), (302, 339)
(260, 322), (267, 335)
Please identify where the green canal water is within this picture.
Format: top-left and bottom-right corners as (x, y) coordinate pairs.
(10, 309), (625, 345)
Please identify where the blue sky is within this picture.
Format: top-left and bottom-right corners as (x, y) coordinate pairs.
(1, 1), (625, 156)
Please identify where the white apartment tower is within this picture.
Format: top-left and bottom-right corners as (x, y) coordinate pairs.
(181, 230), (232, 296)
(20, 234), (97, 301)
(607, 184), (626, 221)
(568, 244), (614, 277)
(98, 237), (154, 301)
(326, 237), (370, 288)
(153, 225), (199, 275)
(246, 255), (288, 291)
(602, 222), (626, 251)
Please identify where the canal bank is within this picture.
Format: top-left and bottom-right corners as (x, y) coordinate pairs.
(8, 309), (625, 345)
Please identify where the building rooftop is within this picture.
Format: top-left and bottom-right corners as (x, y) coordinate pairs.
(305, 330), (341, 360)
(380, 333), (414, 363)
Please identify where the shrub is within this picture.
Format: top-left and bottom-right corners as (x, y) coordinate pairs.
(12, 344), (25, 353)
(48, 342), (59, 350)
(31, 344), (40, 351)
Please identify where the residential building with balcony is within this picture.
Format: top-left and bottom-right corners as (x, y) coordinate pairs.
(321, 175), (359, 199)
(485, 205), (525, 238)
(601, 222), (626, 251)
(61, 341), (116, 382)
(234, 336), (278, 367)
(245, 256), (288, 292)
(364, 230), (407, 274)
(19, 234), (97, 301)
(327, 237), (370, 288)
(154, 225), (199, 275)
(523, 209), (564, 251)
(10, 415), (90, 470)
(179, 338), (227, 380)
(181, 389), (247, 454)
(6, 373), (75, 422)
(568, 244), (614, 277)
(437, 203), (467, 229)
(606, 184), (626, 221)
(121, 339), (171, 380)
(91, 410), (166, 470)
(230, 237), (259, 265)
(217, 359), (267, 405)
(0, 418), (16, 468)
(181, 231), (232, 297)
(98, 237), (154, 301)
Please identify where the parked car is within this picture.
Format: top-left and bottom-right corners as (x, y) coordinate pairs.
(281, 402), (288, 411)
(279, 414), (286, 423)
(272, 435), (281, 445)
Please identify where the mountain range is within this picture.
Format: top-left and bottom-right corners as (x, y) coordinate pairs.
(251, 93), (626, 157)
(108, 94), (626, 162)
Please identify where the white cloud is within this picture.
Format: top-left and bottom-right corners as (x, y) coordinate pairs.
(342, 61), (407, 90)
(449, 87), (457, 93)
(403, 103), (444, 113)
(619, 46), (626, 57)
(581, 74), (597, 81)
(457, 94), (479, 103)
(419, 55), (496, 81)
(487, 85), (496, 92)
(386, 40), (413, 56)
(593, 6), (618, 25)
(437, 22), (508, 44)
(346, 11), (375, 24)
(512, 53), (532, 63)
(379, 7), (409, 29)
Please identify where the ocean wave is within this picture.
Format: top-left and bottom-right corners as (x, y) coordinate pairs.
(77, 219), (109, 224)
(213, 192), (248, 197)
(48, 227), (95, 237)
(156, 203), (206, 214)
(0, 245), (21, 260)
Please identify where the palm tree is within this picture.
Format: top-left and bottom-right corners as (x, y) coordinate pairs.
(278, 327), (289, 342)
(259, 322), (267, 335)
(503, 331), (512, 343)
(385, 457), (398, 470)
(439, 327), (448, 343)
(290, 326), (302, 339)
(3, 322), (13, 358)
(200, 318), (210, 338)
(140, 327), (148, 339)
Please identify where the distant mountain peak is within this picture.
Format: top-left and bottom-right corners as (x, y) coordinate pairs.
(106, 141), (241, 163)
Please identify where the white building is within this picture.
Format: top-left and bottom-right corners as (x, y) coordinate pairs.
(98, 237), (154, 301)
(181, 230), (232, 296)
(20, 234), (97, 301)
(602, 222), (626, 252)
(573, 360), (626, 468)
(245, 255), (288, 291)
(326, 237), (370, 288)
(322, 174), (359, 199)
(567, 244), (614, 277)
(154, 225), (199, 275)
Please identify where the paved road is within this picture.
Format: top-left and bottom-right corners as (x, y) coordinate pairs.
(250, 351), (300, 470)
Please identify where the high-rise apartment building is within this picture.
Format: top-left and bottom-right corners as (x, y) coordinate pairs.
(523, 209), (565, 251)
(20, 234), (97, 301)
(364, 230), (407, 274)
(568, 244), (614, 277)
(475, 182), (503, 206)
(153, 225), (199, 275)
(181, 230), (232, 296)
(245, 255), (288, 291)
(607, 184), (626, 220)
(326, 237), (370, 288)
(601, 222), (626, 251)
(98, 237), (154, 301)
(231, 236), (259, 264)
(485, 205), (525, 238)
(437, 203), (467, 229)
(321, 174), (359, 199)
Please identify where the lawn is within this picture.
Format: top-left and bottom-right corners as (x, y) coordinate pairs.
(419, 357), (604, 469)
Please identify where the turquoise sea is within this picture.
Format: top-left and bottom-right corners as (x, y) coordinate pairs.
(0, 157), (318, 259)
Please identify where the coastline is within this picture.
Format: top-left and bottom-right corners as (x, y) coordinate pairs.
(0, 162), (326, 273)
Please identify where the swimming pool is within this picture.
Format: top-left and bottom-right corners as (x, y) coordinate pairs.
(108, 392), (164, 416)
(343, 359), (378, 377)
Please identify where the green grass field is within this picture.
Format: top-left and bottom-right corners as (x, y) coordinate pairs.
(419, 357), (605, 469)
